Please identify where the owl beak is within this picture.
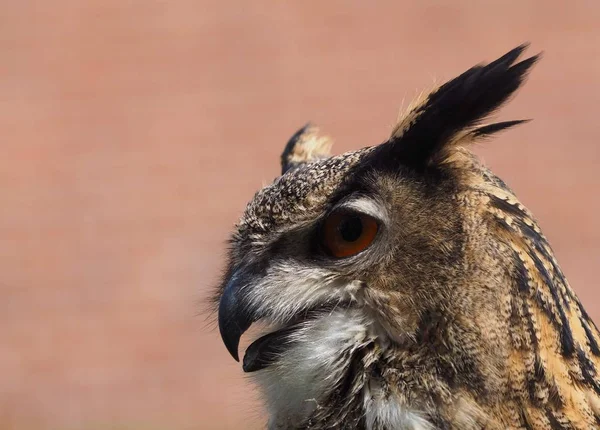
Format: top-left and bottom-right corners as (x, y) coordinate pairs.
(218, 271), (255, 362)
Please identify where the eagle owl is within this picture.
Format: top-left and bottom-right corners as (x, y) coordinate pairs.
(214, 45), (600, 429)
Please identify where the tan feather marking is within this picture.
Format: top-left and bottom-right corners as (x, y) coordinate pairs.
(474, 171), (600, 428)
(452, 395), (497, 429)
(585, 390), (600, 421)
(533, 302), (569, 404)
(284, 126), (333, 167)
(523, 405), (551, 428)
(390, 87), (434, 139)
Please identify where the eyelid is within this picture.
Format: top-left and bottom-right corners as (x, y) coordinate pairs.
(332, 198), (385, 223)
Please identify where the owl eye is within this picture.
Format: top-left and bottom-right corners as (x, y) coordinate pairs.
(321, 211), (379, 258)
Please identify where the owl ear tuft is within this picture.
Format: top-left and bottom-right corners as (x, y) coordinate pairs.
(280, 124), (333, 174)
(382, 43), (540, 170)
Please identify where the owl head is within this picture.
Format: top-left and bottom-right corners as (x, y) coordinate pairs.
(213, 44), (550, 427)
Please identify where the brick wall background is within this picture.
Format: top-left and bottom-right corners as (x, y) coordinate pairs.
(1, 2), (599, 429)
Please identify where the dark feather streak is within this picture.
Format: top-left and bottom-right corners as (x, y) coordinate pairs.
(386, 44), (540, 169)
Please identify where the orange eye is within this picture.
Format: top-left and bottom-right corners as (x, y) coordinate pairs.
(321, 211), (379, 258)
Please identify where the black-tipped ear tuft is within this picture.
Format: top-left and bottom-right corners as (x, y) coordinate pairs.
(383, 43), (540, 170)
(280, 124), (333, 174)
(471, 119), (531, 139)
(281, 123), (312, 172)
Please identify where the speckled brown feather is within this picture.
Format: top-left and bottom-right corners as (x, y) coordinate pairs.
(436, 149), (600, 429)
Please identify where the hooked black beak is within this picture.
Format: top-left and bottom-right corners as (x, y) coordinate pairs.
(218, 271), (255, 361)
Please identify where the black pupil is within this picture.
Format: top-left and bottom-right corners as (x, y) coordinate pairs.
(338, 215), (363, 242)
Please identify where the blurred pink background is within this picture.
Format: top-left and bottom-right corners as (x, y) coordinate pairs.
(1, 1), (599, 429)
